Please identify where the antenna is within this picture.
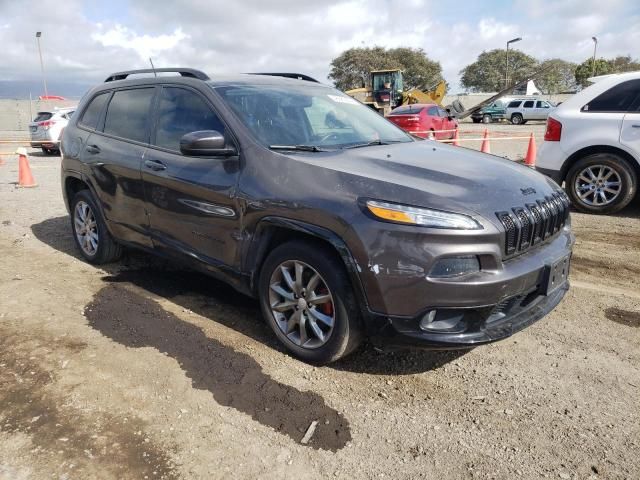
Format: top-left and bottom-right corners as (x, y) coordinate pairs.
(149, 58), (157, 77)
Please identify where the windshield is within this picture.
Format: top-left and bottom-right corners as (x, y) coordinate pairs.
(214, 83), (412, 149)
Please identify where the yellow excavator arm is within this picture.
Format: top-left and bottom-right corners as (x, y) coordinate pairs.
(401, 80), (446, 106)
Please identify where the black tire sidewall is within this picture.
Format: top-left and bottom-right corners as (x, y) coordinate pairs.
(511, 114), (522, 125)
(258, 241), (361, 364)
(566, 153), (637, 214)
(70, 190), (117, 263)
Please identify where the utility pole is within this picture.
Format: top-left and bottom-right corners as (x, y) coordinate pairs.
(505, 37), (522, 88)
(35, 32), (48, 98)
(591, 36), (598, 77)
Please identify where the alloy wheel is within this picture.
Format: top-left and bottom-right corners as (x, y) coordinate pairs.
(574, 164), (622, 206)
(268, 260), (335, 349)
(74, 201), (99, 256)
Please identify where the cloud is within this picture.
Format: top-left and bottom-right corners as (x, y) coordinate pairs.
(0, 0), (638, 96)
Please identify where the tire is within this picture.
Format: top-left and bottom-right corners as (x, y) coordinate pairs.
(510, 113), (523, 125)
(566, 153), (637, 214)
(482, 114), (492, 124)
(258, 240), (363, 364)
(452, 100), (465, 113)
(472, 118), (481, 123)
(70, 190), (123, 264)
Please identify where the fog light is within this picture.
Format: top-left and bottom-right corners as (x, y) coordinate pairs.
(429, 256), (480, 278)
(419, 310), (437, 330)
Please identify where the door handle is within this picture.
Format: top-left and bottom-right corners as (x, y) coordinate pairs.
(85, 144), (100, 154)
(144, 159), (167, 171)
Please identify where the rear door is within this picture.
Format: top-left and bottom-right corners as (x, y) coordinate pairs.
(619, 81), (640, 159)
(522, 100), (535, 120)
(81, 87), (155, 248)
(142, 85), (241, 269)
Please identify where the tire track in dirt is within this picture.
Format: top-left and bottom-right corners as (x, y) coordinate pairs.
(84, 280), (351, 451)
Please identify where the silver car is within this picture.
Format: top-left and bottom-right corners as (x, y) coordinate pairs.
(505, 99), (554, 125)
(29, 107), (76, 155)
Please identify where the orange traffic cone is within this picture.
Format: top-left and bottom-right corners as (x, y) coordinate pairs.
(16, 147), (37, 188)
(524, 133), (537, 167)
(480, 129), (491, 153)
(452, 129), (460, 146)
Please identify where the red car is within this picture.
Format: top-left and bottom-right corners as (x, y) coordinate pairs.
(387, 103), (458, 140)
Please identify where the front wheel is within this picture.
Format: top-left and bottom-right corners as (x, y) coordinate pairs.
(259, 240), (362, 364)
(482, 114), (492, 124)
(566, 153), (637, 214)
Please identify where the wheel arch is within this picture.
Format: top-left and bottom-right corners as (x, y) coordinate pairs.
(560, 144), (640, 184)
(245, 217), (369, 311)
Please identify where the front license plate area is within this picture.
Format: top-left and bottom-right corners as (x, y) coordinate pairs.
(543, 254), (570, 295)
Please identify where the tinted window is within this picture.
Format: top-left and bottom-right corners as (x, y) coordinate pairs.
(154, 87), (225, 151)
(507, 101), (521, 108)
(79, 93), (109, 129)
(33, 112), (52, 122)
(583, 80), (640, 113)
(103, 88), (155, 143)
(523, 101), (534, 108)
(427, 106), (439, 116)
(389, 105), (424, 115)
(536, 101), (549, 108)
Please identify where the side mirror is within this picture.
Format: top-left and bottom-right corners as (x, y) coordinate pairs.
(179, 130), (236, 157)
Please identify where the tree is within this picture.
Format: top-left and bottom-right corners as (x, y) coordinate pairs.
(328, 47), (442, 91)
(574, 55), (640, 87)
(536, 59), (577, 94)
(460, 49), (538, 92)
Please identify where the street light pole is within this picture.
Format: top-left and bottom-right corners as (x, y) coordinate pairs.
(591, 36), (598, 77)
(505, 37), (522, 88)
(35, 32), (48, 98)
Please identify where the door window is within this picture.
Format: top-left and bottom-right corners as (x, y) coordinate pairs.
(507, 101), (521, 108)
(583, 80), (640, 113)
(536, 101), (550, 108)
(437, 107), (448, 117)
(523, 101), (534, 108)
(103, 88), (155, 143)
(154, 87), (226, 151)
(427, 106), (439, 116)
(79, 93), (109, 130)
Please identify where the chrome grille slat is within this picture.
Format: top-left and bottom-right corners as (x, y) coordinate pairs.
(496, 190), (570, 257)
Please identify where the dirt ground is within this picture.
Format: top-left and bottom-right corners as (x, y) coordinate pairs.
(1, 124), (639, 479)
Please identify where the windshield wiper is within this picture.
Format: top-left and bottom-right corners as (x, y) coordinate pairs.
(269, 144), (327, 152)
(342, 139), (402, 149)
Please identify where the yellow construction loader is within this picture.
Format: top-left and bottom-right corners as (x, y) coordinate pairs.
(345, 69), (447, 116)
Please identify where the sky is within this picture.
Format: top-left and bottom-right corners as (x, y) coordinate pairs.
(0, 0), (638, 98)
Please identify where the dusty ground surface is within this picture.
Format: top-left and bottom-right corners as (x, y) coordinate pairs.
(1, 123), (639, 479)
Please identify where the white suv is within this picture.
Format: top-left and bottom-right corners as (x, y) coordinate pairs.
(29, 107), (76, 155)
(505, 98), (554, 125)
(537, 72), (640, 214)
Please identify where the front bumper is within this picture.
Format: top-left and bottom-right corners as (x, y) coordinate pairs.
(368, 281), (568, 350)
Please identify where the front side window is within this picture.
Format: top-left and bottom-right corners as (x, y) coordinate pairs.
(103, 88), (155, 143)
(79, 93), (109, 130)
(215, 84), (412, 148)
(523, 100), (534, 108)
(154, 87), (225, 151)
(536, 101), (550, 108)
(583, 80), (640, 113)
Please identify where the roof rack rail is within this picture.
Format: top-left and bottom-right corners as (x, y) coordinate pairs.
(248, 72), (319, 83)
(105, 68), (210, 82)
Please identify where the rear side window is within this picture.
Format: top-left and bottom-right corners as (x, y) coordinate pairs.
(33, 112), (52, 122)
(153, 87), (225, 151)
(79, 93), (109, 130)
(507, 101), (521, 108)
(523, 101), (534, 108)
(389, 105), (424, 115)
(103, 88), (155, 143)
(583, 80), (640, 113)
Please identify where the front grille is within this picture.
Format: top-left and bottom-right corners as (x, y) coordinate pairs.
(496, 190), (570, 257)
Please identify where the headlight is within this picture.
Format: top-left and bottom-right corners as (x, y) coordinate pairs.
(366, 200), (483, 230)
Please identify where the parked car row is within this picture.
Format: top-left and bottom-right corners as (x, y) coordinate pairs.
(472, 97), (555, 125)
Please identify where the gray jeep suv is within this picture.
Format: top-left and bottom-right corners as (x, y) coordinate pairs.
(61, 68), (574, 364)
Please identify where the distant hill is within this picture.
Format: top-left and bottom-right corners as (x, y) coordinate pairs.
(0, 80), (92, 99)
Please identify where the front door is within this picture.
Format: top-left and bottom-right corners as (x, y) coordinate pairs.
(141, 85), (241, 270)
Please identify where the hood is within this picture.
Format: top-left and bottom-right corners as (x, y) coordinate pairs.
(290, 141), (559, 228)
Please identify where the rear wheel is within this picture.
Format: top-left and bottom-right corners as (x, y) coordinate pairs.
(70, 190), (123, 263)
(259, 240), (362, 364)
(566, 153), (637, 214)
(511, 113), (523, 125)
